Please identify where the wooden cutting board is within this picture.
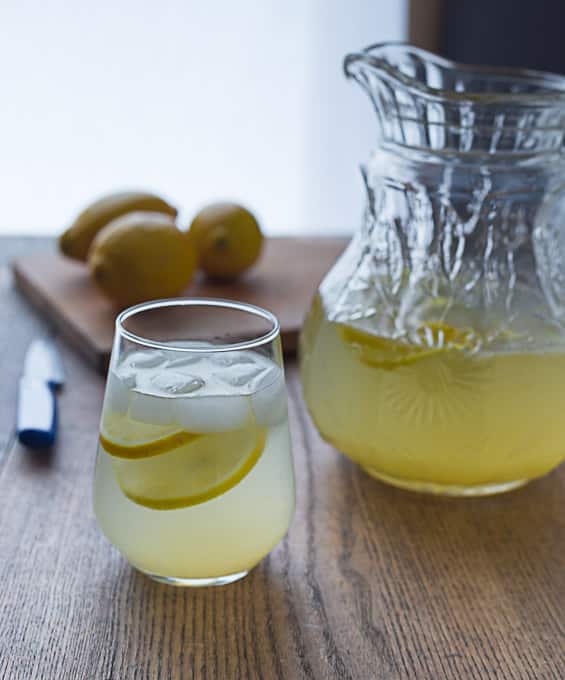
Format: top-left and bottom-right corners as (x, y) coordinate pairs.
(12, 237), (346, 374)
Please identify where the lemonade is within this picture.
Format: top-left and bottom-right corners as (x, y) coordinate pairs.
(300, 295), (565, 495)
(94, 345), (295, 584)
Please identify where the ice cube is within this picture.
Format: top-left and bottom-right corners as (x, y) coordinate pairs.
(104, 369), (135, 414)
(216, 363), (269, 389)
(150, 372), (205, 396)
(166, 355), (205, 369)
(126, 351), (166, 369)
(174, 394), (252, 433)
(251, 368), (288, 427)
(129, 391), (176, 426)
(210, 351), (256, 368)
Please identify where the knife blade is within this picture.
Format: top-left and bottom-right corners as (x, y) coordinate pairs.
(17, 338), (65, 448)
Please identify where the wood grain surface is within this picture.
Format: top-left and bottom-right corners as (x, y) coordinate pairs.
(12, 237), (347, 374)
(1, 238), (564, 680)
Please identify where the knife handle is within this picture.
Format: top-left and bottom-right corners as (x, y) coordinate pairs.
(16, 376), (57, 448)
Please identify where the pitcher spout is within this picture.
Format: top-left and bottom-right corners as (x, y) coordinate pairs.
(343, 42), (565, 155)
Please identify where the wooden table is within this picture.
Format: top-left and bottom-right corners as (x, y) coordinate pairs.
(1, 237), (564, 680)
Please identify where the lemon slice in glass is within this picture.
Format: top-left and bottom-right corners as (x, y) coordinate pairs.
(100, 412), (266, 510)
(100, 411), (201, 459)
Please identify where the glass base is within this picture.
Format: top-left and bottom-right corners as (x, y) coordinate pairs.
(362, 466), (528, 497)
(138, 569), (249, 587)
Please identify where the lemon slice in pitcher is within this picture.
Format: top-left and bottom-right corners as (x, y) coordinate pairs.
(340, 321), (477, 369)
(106, 421), (266, 510)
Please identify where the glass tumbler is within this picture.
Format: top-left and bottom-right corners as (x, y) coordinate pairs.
(94, 299), (295, 586)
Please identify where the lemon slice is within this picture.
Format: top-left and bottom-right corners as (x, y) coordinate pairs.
(100, 411), (202, 459)
(340, 321), (476, 369)
(107, 424), (266, 510)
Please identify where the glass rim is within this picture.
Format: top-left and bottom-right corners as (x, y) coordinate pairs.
(116, 297), (281, 353)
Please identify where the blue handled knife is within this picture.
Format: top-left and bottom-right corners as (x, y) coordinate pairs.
(17, 338), (65, 448)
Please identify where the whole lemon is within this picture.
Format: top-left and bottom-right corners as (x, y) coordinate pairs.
(88, 211), (197, 307)
(189, 203), (263, 280)
(59, 191), (177, 261)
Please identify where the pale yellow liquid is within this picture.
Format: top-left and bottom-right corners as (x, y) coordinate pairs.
(300, 296), (565, 494)
(94, 421), (294, 579)
(93, 351), (295, 581)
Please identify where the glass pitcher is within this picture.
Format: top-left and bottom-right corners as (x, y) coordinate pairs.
(300, 43), (565, 496)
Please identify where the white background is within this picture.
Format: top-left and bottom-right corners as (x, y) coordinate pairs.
(0, 1), (407, 236)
